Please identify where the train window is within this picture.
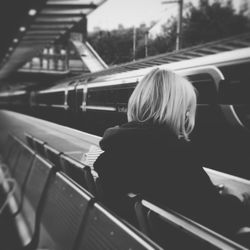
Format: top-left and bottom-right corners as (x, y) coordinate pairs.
(87, 85), (135, 109)
(116, 87), (135, 104)
(87, 89), (111, 106)
(187, 73), (217, 104)
(219, 80), (250, 104)
(0, 96), (9, 105)
(218, 62), (250, 129)
(219, 62), (250, 104)
(10, 93), (28, 105)
(37, 91), (65, 105)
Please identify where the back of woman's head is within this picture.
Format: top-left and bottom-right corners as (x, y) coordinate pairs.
(127, 68), (197, 141)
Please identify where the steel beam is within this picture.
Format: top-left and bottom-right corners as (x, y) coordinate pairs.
(35, 17), (81, 23)
(39, 13), (84, 18)
(29, 24), (73, 30)
(45, 3), (97, 10)
(26, 30), (64, 35)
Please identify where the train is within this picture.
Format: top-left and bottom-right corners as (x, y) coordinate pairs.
(1, 47), (249, 130)
(0, 39), (250, 179)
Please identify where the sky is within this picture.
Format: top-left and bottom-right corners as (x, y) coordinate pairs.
(88, 0), (242, 34)
(88, 0), (180, 32)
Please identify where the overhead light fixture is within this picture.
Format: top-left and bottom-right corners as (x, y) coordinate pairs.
(28, 9), (37, 16)
(9, 47), (13, 52)
(19, 26), (26, 32)
(13, 38), (18, 43)
(60, 49), (66, 55)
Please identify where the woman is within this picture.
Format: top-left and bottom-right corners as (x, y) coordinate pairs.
(94, 68), (249, 237)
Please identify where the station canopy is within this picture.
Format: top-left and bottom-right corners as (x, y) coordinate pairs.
(0, 0), (106, 81)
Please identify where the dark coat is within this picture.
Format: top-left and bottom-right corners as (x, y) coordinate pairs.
(94, 121), (247, 237)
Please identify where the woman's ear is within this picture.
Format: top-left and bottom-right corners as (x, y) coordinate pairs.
(185, 111), (190, 124)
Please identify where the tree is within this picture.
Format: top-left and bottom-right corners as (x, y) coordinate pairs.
(143, 17), (178, 57)
(88, 25), (149, 65)
(88, 0), (250, 65)
(181, 0), (250, 47)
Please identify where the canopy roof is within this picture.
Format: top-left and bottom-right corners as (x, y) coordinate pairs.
(0, 0), (106, 80)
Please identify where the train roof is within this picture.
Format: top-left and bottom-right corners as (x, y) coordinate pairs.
(40, 32), (250, 90)
(47, 46), (248, 91)
(73, 32), (250, 81)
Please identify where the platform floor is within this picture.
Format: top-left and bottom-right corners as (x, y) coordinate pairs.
(0, 110), (101, 161)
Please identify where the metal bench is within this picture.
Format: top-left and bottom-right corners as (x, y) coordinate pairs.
(36, 172), (93, 250)
(44, 143), (62, 168)
(25, 132), (35, 150)
(8, 141), (35, 215)
(134, 198), (247, 250)
(59, 154), (96, 195)
(0, 154), (55, 250)
(76, 202), (163, 250)
(5, 135), (23, 175)
(33, 137), (47, 157)
(0, 134), (16, 163)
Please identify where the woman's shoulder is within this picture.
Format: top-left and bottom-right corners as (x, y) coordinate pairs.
(99, 121), (196, 152)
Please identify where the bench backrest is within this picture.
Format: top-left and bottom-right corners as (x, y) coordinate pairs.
(13, 143), (35, 187)
(10, 142), (35, 213)
(33, 137), (47, 157)
(76, 202), (163, 250)
(44, 144), (62, 168)
(22, 155), (55, 239)
(135, 199), (246, 250)
(1, 134), (15, 161)
(25, 133), (35, 150)
(59, 154), (96, 195)
(6, 136), (23, 173)
(37, 172), (92, 250)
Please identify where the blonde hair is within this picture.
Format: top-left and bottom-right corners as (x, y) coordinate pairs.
(127, 68), (197, 141)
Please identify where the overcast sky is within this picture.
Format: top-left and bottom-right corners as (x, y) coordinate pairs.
(88, 0), (242, 33)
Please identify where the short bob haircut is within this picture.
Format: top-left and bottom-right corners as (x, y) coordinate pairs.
(127, 68), (197, 141)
